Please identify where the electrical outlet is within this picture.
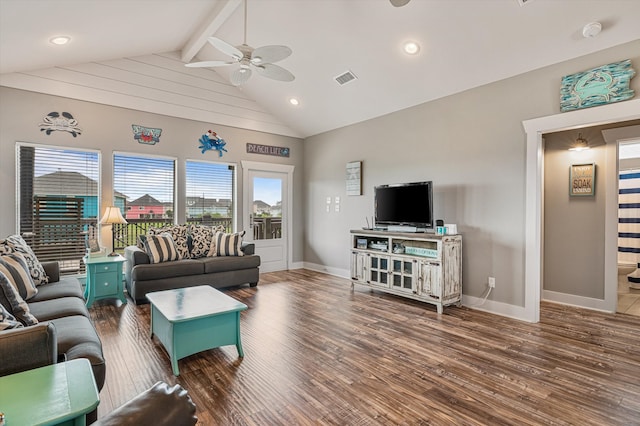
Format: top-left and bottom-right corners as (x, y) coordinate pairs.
(488, 277), (496, 288)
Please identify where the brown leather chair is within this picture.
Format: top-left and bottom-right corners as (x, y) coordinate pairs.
(93, 381), (197, 426)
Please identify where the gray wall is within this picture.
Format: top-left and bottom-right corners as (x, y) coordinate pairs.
(0, 87), (305, 262)
(543, 129), (607, 299)
(303, 39), (640, 308)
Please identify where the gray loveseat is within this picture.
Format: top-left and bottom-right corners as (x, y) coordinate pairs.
(124, 242), (260, 304)
(0, 261), (106, 390)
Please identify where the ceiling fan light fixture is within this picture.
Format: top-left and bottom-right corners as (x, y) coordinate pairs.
(50, 36), (71, 45)
(403, 41), (420, 55)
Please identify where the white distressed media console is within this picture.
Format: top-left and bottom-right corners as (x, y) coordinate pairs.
(350, 230), (462, 313)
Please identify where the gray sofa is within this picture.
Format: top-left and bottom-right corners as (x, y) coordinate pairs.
(0, 261), (106, 390)
(124, 242), (260, 304)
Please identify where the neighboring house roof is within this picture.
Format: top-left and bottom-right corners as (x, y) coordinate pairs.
(186, 197), (232, 209)
(129, 194), (163, 206)
(34, 171), (126, 198)
(253, 200), (271, 210)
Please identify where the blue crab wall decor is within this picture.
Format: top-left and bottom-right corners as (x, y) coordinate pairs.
(39, 112), (82, 137)
(199, 130), (228, 157)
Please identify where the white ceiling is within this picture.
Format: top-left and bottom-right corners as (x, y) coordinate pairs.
(1, 0), (639, 138)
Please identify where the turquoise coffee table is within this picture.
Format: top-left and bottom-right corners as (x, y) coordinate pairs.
(0, 358), (99, 426)
(147, 285), (248, 376)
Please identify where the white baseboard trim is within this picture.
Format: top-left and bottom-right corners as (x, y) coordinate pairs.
(462, 295), (531, 322)
(542, 290), (614, 313)
(289, 261), (305, 270)
(302, 262), (350, 279)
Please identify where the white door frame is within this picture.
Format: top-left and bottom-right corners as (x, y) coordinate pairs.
(241, 160), (294, 270)
(522, 99), (640, 323)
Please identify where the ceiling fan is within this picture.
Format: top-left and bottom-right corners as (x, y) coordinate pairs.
(185, 0), (294, 86)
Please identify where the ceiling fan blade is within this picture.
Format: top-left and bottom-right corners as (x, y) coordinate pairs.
(231, 68), (252, 86)
(185, 61), (236, 68)
(207, 37), (243, 60)
(390, 0), (410, 6)
(254, 63), (295, 82)
(251, 45), (292, 65)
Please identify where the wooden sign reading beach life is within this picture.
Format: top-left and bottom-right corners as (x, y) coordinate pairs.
(246, 143), (290, 157)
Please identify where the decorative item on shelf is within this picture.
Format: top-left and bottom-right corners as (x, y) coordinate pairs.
(39, 112), (82, 137)
(132, 124), (162, 145)
(346, 161), (362, 196)
(100, 206), (128, 256)
(560, 59), (635, 112)
(199, 130), (228, 157)
(86, 238), (106, 258)
(393, 243), (405, 254)
(445, 224), (457, 234)
(356, 238), (368, 249)
(569, 163), (596, 197)
(568, 133), (590, 151)
(436, 226), (446, 235)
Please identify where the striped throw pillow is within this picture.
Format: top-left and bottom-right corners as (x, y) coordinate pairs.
(0, 271), (38, 326)
(214, 231), (246, 257)
(0, 300), (23, 330)
(0, 253), (38, 300)
(143, 233), (180, 264)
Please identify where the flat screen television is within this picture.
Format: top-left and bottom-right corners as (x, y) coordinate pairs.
(374, 181), (433, 231)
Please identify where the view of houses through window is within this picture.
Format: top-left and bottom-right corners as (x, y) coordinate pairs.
(17, 144), (100, 273)
(15, 145), (276, 273)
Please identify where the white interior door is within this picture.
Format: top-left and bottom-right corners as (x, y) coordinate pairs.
(242, 162), (293, 273)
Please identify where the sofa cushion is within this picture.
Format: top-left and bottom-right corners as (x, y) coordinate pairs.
(1, 235), (48, 285)
(0, 302), (23, 330)
(29, 296), (90, 321)
(132, 259), (204, 282)
(144, 234), (181, 264)
(202, 254), (260, 274)
(48, 315), (106, 390)
(213, 231), (246, 256)
(28, 277), (84, 302)
(148, 225), (189, 260)
(0, 253), (38, 300)
(0, 270), (38, 326)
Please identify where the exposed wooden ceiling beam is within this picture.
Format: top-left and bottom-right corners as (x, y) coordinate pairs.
(181, 0), (242, 63)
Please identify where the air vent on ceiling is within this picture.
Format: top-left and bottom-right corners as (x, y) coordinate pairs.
(517, 0), (534, 5)
(335, 70), (358, 86)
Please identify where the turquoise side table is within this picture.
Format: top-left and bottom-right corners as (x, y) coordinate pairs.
(0, 358), (99, 426)
(83, 255), (127, 308)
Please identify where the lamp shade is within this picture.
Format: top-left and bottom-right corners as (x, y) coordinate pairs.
(100, 206), (128, 225)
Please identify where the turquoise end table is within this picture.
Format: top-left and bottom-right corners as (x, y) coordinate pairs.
(147, 285), (248, 376)
(83, 254), (127, 308)
(0, 358), (99, 426)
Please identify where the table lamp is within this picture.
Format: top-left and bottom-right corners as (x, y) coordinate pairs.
(100, 206), (128, 256)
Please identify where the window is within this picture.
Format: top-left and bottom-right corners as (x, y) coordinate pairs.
(17, 144), (100, 273)
(113, 153), (176, 251)
(185, 160), (235, 231)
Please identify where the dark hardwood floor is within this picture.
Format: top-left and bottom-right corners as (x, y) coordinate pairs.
(90, 270), (640, 425)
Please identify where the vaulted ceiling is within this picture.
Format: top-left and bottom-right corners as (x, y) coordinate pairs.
(1, 0), (639, 138)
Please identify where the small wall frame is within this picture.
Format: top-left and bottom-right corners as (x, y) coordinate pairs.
(346, 161), (362, 196)
(569, 163), (596, 196)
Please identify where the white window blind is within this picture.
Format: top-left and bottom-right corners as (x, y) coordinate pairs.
(113, 154), (176, 250)
(17, 144), (100, 273)
(185, 160), (235, 231)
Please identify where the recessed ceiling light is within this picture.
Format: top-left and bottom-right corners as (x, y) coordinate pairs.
(50, 36), (71, 45)
(403, 41), (420, 55)
(289, 98), (300, 106)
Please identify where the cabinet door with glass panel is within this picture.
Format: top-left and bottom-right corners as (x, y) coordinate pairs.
(391, 258), (418, 294)
(367, 254), (390, 288)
